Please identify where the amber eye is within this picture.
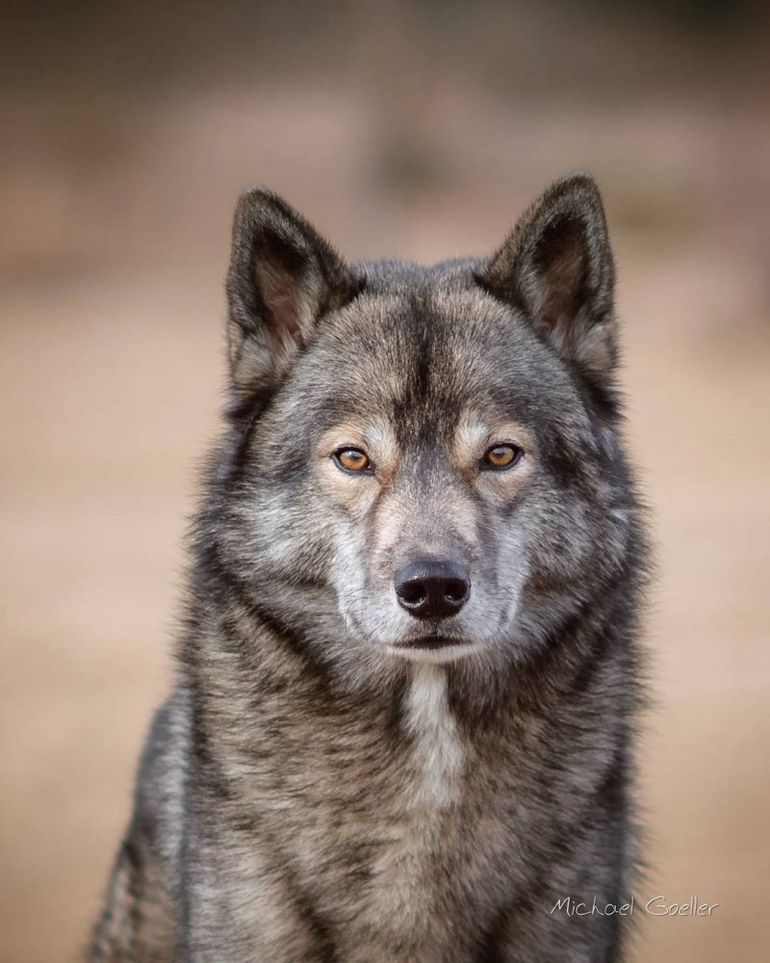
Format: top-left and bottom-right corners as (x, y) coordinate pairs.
(333, 447), (372, 474)
(482, 443), (523, 471)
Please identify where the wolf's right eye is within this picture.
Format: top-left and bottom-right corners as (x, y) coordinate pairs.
(481, 443), (523, 471)
(333, 447), (372, 474)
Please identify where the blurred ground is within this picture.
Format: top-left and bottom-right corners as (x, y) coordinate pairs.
(1, 2), (769, 960)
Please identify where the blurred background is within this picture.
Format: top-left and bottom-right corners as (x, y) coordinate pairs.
(1, 1), (769, 960)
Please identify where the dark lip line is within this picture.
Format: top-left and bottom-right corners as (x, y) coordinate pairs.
(391, 636), (473, 650)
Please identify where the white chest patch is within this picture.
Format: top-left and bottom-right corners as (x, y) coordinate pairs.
(403, 664), (465, 809)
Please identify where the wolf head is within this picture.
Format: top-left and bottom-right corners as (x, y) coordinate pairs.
(204, 175), (636, 683)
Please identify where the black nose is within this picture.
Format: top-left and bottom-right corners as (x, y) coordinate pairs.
(394, 559), (471, 619)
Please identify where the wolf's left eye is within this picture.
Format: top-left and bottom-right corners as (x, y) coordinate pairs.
(481, 444), (523, 471)
(333, 447), (372, 474)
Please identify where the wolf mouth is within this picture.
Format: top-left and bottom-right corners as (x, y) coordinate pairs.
(392, 635), (472, 650)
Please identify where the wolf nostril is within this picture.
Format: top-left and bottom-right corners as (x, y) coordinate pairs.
(399, 583), (428, 607)
(394, 560), (471, 620)
(444, 579), (468, 604)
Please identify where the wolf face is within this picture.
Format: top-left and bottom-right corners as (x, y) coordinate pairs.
(212, 175), (633, 681)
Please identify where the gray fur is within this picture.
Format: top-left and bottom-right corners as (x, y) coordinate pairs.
(89, 174), (648, 962)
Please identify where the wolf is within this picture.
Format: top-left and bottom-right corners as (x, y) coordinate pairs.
(89, 173), (647, 963)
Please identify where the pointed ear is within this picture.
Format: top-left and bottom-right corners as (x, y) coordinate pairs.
(226, 189), (362, 399)
(477, 173), (617, 384)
